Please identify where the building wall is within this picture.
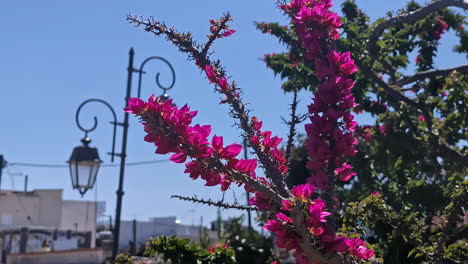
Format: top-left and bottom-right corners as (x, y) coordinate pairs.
(61, 200), (96, 248)
(0, 189), (98, 253)
(0, 226), (93, 262)
(0, 193), (38, 227)
(36, 190), (62, 228)
(6, 248), (106, 264)
(0, 190), (63, 227)
(119, 218), (177, 248)
(119, 217), (217, 249)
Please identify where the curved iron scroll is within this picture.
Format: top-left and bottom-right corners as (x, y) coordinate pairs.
(137, 56), (176, 98)
(75, 98), (118, 162)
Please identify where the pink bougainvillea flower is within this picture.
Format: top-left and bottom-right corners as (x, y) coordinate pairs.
(335, 163), (357, 182)
(250, 193), (272, 211)
(218, 77), (229, 92)
(211, 135), (223, 151)
(276, 213), (293, 224)
(170, 152), (187, 163)
(281, 199), (293, 211)
(323, 235), (350, 253)
(345, 238), (375, 259)
(220, 143), (242, 159)
(222, 29), (236, 37)
(291, 184), (315, 199)
(205, 65), (217, 82)
(124, 97), (147, 115)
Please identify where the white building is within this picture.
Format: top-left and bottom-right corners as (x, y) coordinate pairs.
(119, 217), (217, 250)
(0, 189), (98, 260)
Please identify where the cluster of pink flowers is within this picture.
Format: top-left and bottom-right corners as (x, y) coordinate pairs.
(418, 115), (426, 122)
(355, 125), (388, 142)
(282, 0), (360, 188)
(207, 243), (229, 253)
(272, 0), (374, 262)
(433, 19), (449, 40)
(265, 183), (374, 262)
(264, 184), (331, 262)
(281, 0), (341, 60)
(305, 50), (359, 188)
(249, 116), (289, 174)
(125, 96), (257, 191)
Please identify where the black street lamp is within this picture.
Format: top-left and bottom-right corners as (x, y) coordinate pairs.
(69, 48), (175, 260)
(67, 137), (102, 196)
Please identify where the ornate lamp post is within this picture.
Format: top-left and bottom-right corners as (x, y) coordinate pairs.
(68, 48), (175, 260)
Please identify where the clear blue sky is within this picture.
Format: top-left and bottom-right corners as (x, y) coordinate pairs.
(1, 0), (465, 227)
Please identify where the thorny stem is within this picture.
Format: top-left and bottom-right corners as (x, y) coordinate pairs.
(201, 14), (232, 57)
(284, 89), (304, 169)
(127, 14), (290, 198)
(171, 195), (258, 211)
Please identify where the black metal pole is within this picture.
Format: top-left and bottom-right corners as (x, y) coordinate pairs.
(0, 155), (3, 191)
(111, 47), (134, 260)
(243, 139), (252, 231)
(24, 175), (28, 192)
(131, 219), (137, 255)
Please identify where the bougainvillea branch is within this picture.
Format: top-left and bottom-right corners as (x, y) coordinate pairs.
(128, 14), (290, 197)
(124, 96), (284, 204)
(171, 195), (258, 211)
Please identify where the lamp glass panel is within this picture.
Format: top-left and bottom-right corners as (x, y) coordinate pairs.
(89, 163), (100, 187)
(76, 161), (98, 189)
(69, 161), (77, 188)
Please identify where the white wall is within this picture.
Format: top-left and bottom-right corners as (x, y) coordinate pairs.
(0, 190), (62, 227)
(0, 190), (97, 250)
(36, 190), (62, 228)
(119, 217), (179, 248)
(6, 248), (106, 264)
(61, 200), (97, 248)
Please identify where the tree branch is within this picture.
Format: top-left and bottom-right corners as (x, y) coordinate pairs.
(435, 141), (468, 166)
(354, 59), (422, 110)
(395, 64), (468, 86)
(356, 59), (468, 167)
(171, 195), (258, 211)
(368, 0), (468, 58)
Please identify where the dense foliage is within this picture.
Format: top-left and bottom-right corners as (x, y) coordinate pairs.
(259, 0), (468, 263)
(115, 216), (278, 264)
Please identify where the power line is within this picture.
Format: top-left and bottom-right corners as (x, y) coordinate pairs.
(7, 159), (170, 168)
